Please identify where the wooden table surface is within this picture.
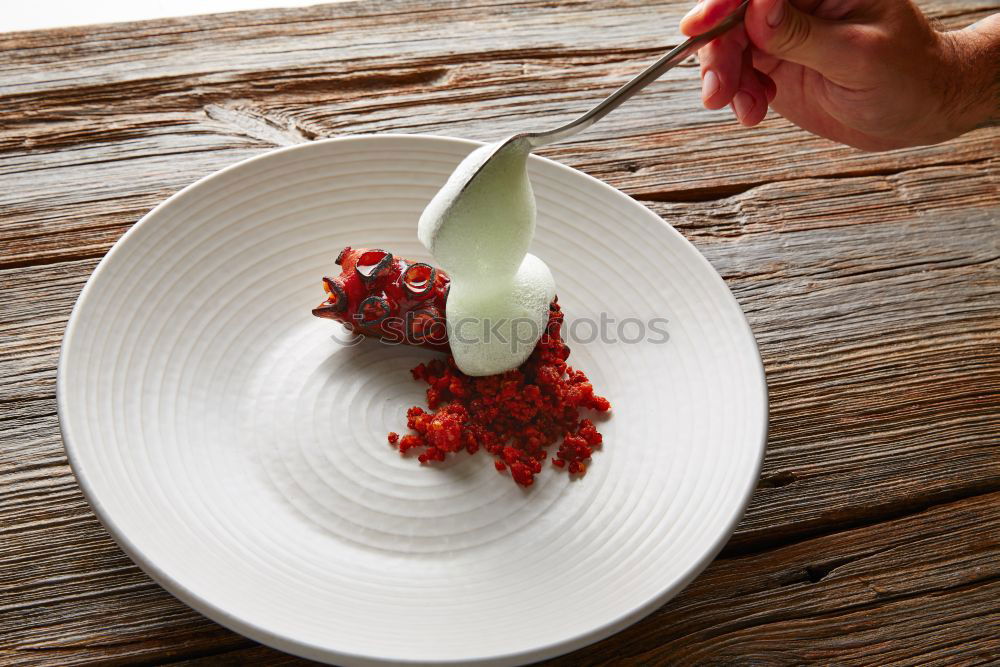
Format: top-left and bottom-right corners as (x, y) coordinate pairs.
(2, 0), (998, 664)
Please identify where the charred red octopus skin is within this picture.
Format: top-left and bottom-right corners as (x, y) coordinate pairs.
(312, 247), (451, 350)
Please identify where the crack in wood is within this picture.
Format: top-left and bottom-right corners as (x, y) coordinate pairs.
(0, 581), (160, 615)
(757, 470), (797, 489)
(634, 157), (998, 204)
(676, 574), (1000, 661)
(0, 251), (109, 272)
(829, 254), (1000, 280)
(1, 66), (452, 119)
(805, 554), (864, 583)
(722, 481), (1000, 558)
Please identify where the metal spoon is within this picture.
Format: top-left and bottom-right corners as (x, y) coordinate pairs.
(462, 0), (749, 181)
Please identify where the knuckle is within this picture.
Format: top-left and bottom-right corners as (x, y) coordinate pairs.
(770, 13), (812, 54)
(839, 25), (883, 53)
(838, 25), (888, 75)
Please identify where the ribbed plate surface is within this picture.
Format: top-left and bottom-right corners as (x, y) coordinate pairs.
(58, 135), (767, 666)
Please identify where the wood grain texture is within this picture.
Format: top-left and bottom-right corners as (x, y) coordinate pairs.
(1, 0), (998, 664)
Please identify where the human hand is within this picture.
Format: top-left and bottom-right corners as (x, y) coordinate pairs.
(680, 0), (1000, 150)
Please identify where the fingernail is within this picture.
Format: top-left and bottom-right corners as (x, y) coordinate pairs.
(767, 0), (784, 27)
(703, 70), (720, 100)
(733, 91), (754, 120)
(682, 2), (703, 23)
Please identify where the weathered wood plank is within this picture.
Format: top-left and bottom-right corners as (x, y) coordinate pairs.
(175, 646), (313, 666)
(0, 259), (96, 401)
(547, 490), (1000, 666)
(5, 483), (997, 665)
(2, 164), (998, 665)
(2, 1), (997, 265)
(661, 163), (1000, 549)
(4, 166), (997, 535)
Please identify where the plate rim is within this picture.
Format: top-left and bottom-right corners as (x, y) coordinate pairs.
(57, 133), (769, 666)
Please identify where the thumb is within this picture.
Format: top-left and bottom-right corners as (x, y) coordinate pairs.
(746, 0), (844, 74)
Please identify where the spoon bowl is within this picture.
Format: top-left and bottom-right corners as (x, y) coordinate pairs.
(459, 0), (749, 194)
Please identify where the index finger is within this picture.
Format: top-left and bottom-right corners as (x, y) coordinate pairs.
(680, 0), (747, 36)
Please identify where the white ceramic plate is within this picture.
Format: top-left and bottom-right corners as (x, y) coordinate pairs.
(58, 135), (767, 666)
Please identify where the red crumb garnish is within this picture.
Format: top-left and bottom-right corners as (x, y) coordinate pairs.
(390, 300), (611, 486)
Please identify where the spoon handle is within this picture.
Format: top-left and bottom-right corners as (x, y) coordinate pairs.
(527, 0), (750, 148)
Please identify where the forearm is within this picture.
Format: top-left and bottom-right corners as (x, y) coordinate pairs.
(941, 14), (1000, 134)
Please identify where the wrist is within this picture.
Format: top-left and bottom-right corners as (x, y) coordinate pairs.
(937, 16), (1000, 137)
